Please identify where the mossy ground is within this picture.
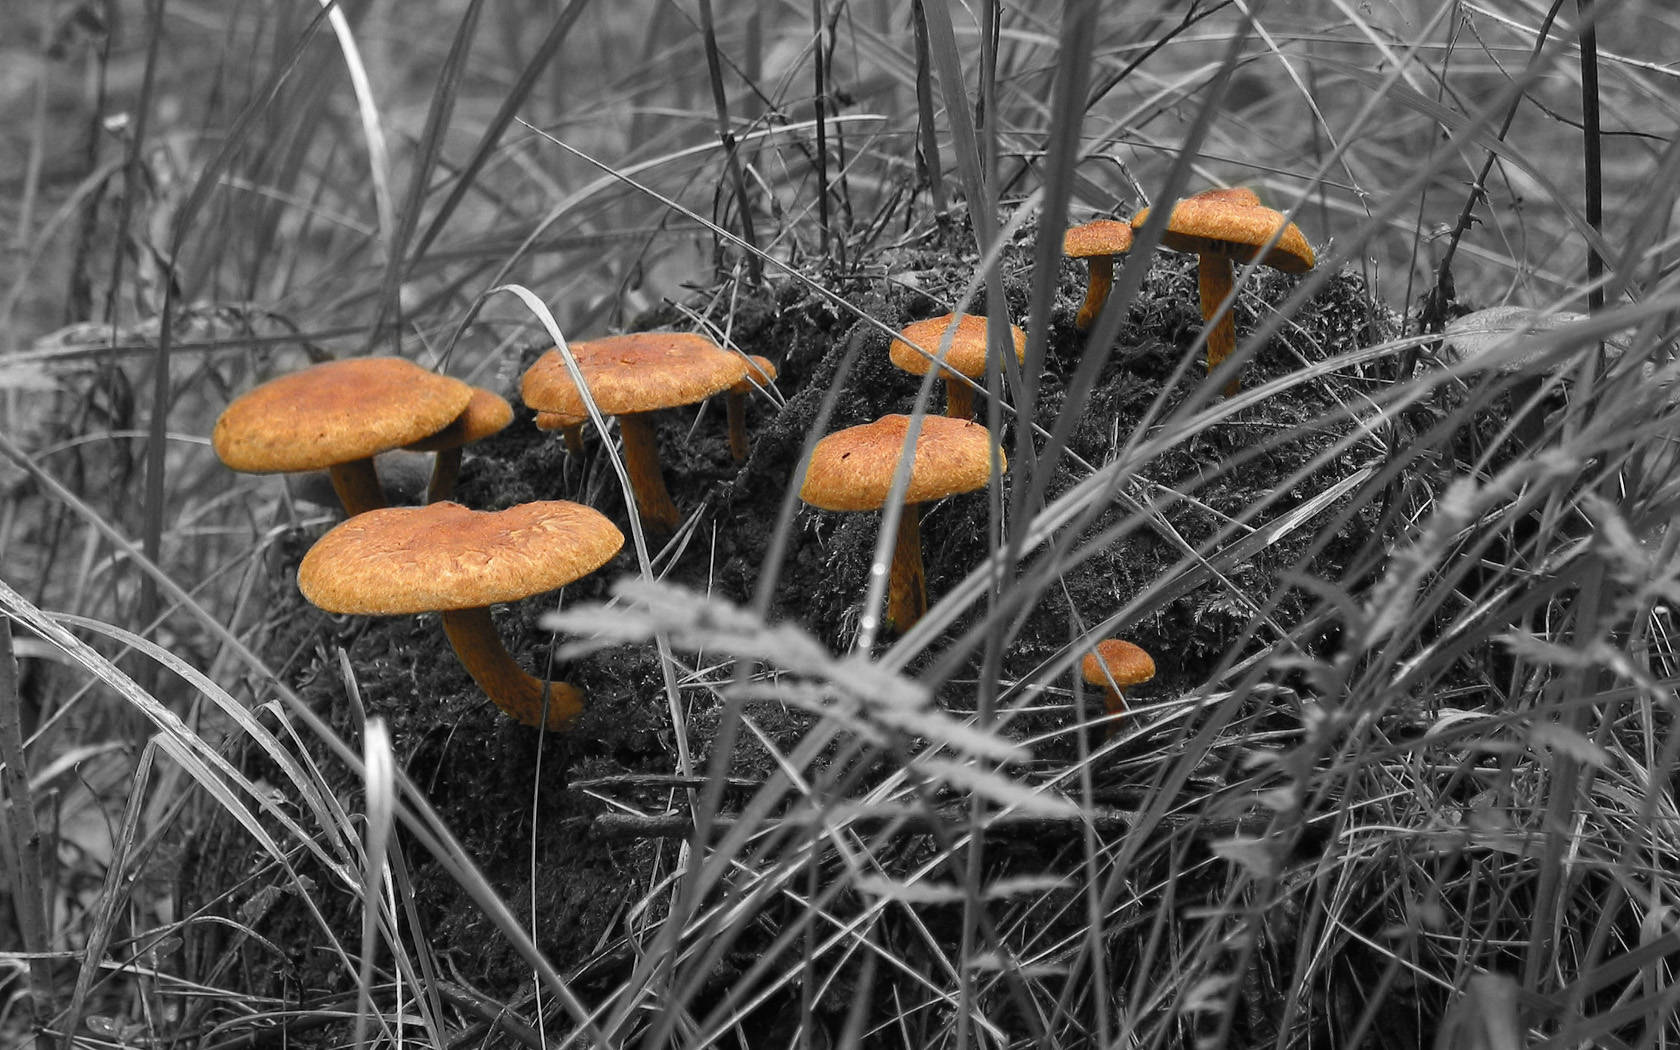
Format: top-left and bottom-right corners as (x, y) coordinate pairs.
(186, 213), (1400, 1032)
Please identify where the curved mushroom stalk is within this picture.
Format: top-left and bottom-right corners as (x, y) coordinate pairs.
(1197, 253), (1240, 399)
(617, 412), (682, 533)
(943, 376), (977, 421)
(884, 506), (927, 634)
(441, 606), (584, 730)
(1075, 255), (1115, 331)
(329, 459), (387, 517)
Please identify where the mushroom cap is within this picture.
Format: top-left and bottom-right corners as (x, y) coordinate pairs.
(1063, 219), (1134, 259)
(1131, 188), (1315, 274)
(406, 387), (514, 452)
(799, 414), (1006, 511)
(888, 313), (1028, 383)
(521, 332), (747, 418)
(729, 355), (779, 396)
(298, 500), (624, 615)
(1081, 639), (1156, 689)
(214, 357), (473, 473)
(535, 409), (586, 431)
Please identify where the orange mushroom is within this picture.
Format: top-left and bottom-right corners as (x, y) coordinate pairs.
(521, 332), (747, 532)
(297, 501), (624, 729)
(1081, 639), (1155, 727)
(888, 313), (1027, 420)
(404, 386), (513, 502)
(1131, 188), (1314, 397)
(213, 357), (472, 516)
(800, 414), (1005, 633)
(1063, 219), (1134, 331)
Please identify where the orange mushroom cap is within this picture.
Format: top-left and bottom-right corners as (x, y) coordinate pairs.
(729, 355), (779, 396)
(888, 313), (1027, 384)
(1081, 639), (1156, 690)
(1131, 189), (1315, 274)
(213, 357), (472, 474)
(520, 332), (747, 417)
(799, 414), (1005, 511)
(1062, 219), (1134, 260)
(298, 501), (623, 614)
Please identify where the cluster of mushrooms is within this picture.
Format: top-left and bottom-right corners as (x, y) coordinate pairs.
(212, 187), (1314, 732)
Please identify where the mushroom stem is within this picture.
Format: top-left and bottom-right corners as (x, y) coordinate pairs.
(328, 459), (387, 517)
(1100, 686), (1126, 719)
(1075, 255), (1116, 331)
(617, 412), (681, 533)
(426, 448), (462, 503)
(944, 378), (976, 421)
(727, 392), (750, 463)
(884, 506), (927, 633)
(1196, 253), (1241, 398)
(440, 606), (584, 730)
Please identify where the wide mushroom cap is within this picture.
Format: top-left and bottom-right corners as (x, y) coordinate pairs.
(214, 357), (472, 473)
(888, 313), (1027, 383)
(521, 332), (748, 417)
(800, 414), (1005, 512)
(1063, 219), (1134, 259)
(1132, 190), (1315, 274)
(1082, 639), (1156, 689)
(298, 501), (624, 614)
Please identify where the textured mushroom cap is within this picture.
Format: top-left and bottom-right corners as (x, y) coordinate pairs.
(521, 332), (747, 417)
(535, 409), (585, 431)
(214, 358), (473, 473)
(298, 501), (624, 615)
(1063, 219), (1134, 259)
(406, 387), (514, 452)
(888, 313), (1028, 382)
(799, 414), (1006, 511)
(1081, 639), (1156, 689)
(729, 355), (779, 396)
(1132, 189), (1315, 274)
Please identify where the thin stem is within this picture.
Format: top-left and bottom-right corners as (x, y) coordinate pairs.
(884, 505), (926, 633)
(1197, 253), (1239, 397)
(1074, 256), (1114, 331)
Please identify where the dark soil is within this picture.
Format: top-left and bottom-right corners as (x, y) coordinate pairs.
(183, 210), (1398, 1040)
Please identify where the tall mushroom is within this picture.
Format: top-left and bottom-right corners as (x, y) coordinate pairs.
(1063, 219), (1134, 331)
(298, 500), (624, 729)
(1130, 187), (1314, 397)
(799, 414), (1005, 634)
(888, 313), (1027, 420)
(404, 386), (514, 502)
(1081, 639), (1155, 728)
(214, 357), (473, 516)
(521, 332), (747, 533)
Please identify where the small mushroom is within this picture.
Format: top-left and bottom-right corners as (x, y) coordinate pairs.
(726, 355), (779, 463)
(888, 313), (1027, 420)
(214, 357), (473, 516)
(1063, 219), (1134, 331)
(1081, 639), (1155, 727)
(404, 386), (513, 502)
(522, 332), (748, 532)
(799, 414), (1005, 633)
(297, 501), (624, 729)
(534, 409), (587, 455)
(1131, 188), (1314, 397)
